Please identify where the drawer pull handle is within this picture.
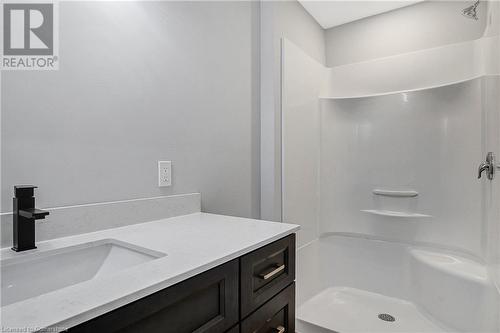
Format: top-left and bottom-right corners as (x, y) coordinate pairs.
(275, 326), (286, 333)
(259, 264), (285, 280)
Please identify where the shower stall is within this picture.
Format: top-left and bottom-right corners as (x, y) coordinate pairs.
(281, 2), (500, 332)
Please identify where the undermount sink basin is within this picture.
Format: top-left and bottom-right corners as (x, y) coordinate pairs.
(1, 239), (165, 307)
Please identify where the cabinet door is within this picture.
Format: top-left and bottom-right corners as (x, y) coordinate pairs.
(225, 325), (239, 333)
(241, 283), (295, 333)
(68, 259), (239, 333)
(240, 234), (295, 318)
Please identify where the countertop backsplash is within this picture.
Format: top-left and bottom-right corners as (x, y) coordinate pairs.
(0, 193), (201, 249)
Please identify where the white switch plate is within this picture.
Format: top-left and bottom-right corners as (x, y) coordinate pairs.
(158, 161), (172, 187)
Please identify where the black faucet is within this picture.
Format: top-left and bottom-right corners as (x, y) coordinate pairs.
(12, 186), (49, 252)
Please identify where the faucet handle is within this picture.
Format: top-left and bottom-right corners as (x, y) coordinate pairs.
(18, 208), (49, 220)
(478, 163), (490, 179)
(14, 185), (38, 198)
(478, 152), (496, 180)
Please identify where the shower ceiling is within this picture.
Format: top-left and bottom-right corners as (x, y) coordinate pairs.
(298, 0), (425, 29)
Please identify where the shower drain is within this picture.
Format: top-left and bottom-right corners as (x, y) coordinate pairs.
(378, 313), (396, 322)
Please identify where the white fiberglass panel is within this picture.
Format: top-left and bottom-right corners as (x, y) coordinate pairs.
(483, 76), (500, 293)
(320, 78), (488, 257)
(320, 36), (500, 99)
(282, 38), (326, 247)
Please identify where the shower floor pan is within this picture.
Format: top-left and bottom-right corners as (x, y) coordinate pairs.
(296, 287), (450, 333)
(295, 235), (499, 333)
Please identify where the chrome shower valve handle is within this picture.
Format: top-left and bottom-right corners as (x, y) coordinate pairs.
(478, 152), (496, 180)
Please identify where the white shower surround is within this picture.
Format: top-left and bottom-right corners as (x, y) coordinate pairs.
(282, 26), (500, 333)
(320, 76), (492, 259)
(320, 36), (500, 99)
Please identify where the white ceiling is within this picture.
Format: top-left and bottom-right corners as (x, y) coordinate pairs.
(298, 1), (425, 29)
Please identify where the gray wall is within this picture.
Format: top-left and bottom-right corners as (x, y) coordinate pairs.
(1, 1), (260, 218)
(325, 1), (487, 66)
(260, 0), (325, 221)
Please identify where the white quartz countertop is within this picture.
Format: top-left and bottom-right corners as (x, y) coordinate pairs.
(0, 213), (299, 332)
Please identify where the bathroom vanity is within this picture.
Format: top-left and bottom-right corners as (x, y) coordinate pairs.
(69, 234), (296, 333)
(0, 212), (299, 333)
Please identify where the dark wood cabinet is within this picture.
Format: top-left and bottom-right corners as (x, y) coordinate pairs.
(69, 260), (239, 333)
(241, 283), (295, 333)
(225, 325), (239, 333)
(240, 233), (295, 318)
(67, 234), (295, 333)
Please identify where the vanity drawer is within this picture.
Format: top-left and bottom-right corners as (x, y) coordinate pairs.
(241, 283), (295, 333)
(240, 234), (295, 318)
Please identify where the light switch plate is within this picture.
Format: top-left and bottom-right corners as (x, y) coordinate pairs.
(158, 161), (172, 187)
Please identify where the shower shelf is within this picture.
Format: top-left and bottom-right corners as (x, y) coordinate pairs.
(372, 189), (418, 197)
(317, 77), (481, 100)
(317, 36), (499, 100)
(361, 209), (431, 218)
